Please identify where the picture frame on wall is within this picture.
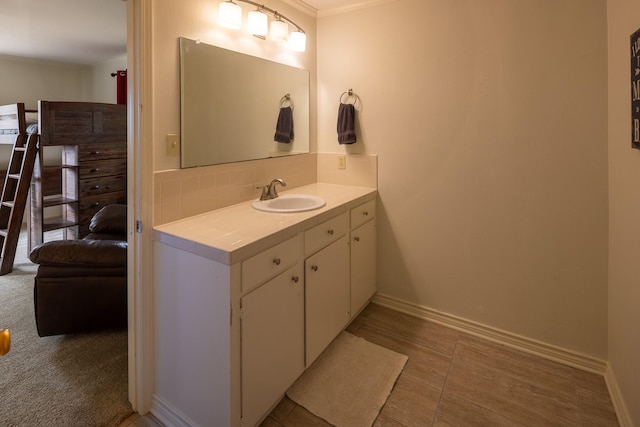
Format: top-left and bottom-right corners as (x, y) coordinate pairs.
(632, 27), (640, 149)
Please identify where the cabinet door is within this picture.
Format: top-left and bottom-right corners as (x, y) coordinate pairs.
(241, 264), (304, 427)
(305, 236), (350, 365)
(351, 219), (377, 317)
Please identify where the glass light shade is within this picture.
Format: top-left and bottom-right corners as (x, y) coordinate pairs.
(219, 1), (242, 30)
(247, 10), (268, 36)
(289, 31), (306, 52)
(270, 19), (289, 42)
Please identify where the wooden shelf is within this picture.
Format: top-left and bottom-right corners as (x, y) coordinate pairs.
(27, 101), (127, 252)
(42, 195), (77, 208)
(42, 217), (78, 232)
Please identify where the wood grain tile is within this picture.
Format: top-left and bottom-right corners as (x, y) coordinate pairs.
(267, 397), (296, 424)
(434, 392), (526, 427)
(351, 321), (452, 389)
(445, 335), (583, 426)
(281, 405), (333, 427)
(570, 369), (619, 426)
(373, 413), (407, 427)
(352, 304), (459, 356)
(379, 373), (441, 427)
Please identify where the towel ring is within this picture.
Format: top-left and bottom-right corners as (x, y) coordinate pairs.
(339, 89), (360, 107)
(280, 93), (294, 110)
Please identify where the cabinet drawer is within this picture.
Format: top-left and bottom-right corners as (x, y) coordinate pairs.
(79, 159), (127, 178)
(62, 143), (126, 163)
(79, 175), (127, 197)
(242, 234), (301, 294)
(351, 199), (376, 229)
(304, 212), (348, 256)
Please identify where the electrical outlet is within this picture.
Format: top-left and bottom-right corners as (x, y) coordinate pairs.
(337, 155), (346, 170)
(166, 134), (179, 156)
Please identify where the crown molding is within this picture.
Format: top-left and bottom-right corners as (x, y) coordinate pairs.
(316, 0), (395, 18)
(283, 0), (395, 18)
(282, 0), (319, 17)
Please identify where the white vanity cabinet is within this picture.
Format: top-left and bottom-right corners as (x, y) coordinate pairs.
(240, 234), (304, 426)
(304, 213), (350, 365)
(350, 199), (377, 317)
(241, 264), (305, 427)
(305, 235), (350, 365)
(152, 183), (377, 427)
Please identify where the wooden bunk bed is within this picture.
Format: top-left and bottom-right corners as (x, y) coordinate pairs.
(29, 101), (128, 251)
(0, 103), (30, 144)
(0, 103), (39, 274)
(0, 101), (127, 259)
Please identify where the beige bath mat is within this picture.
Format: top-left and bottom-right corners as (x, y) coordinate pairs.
(287, 332), (408, 427)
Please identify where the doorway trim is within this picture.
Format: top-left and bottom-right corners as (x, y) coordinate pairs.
(126, 0), (154, 413)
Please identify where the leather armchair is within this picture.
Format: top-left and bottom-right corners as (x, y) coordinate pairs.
(29, 204), (127, 337)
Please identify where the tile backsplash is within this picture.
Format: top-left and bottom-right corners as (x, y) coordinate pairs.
(154, 152), (377, 226)
(317, 152), (377, 188)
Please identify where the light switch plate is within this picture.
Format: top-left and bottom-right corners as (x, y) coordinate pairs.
(337, 155), (346, 170)
(166, 134), (179, 156)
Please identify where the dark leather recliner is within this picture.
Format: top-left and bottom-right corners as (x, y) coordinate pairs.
(29, 204), (127, 337)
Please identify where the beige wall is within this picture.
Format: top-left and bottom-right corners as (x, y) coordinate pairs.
(0, 55), (88, 108)
(318, 0), (609, 358)
(0, 55), (122, 168)
(83, 55), (128, 104)
(607, 0), (640, 424)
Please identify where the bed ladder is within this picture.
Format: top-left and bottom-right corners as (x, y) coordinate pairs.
(0, 133), (38, 275)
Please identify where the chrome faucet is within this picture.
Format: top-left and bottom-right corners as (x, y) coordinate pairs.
(258, 178), (287, 200)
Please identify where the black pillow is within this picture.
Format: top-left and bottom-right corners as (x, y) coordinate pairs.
(89, 204), (127, 236)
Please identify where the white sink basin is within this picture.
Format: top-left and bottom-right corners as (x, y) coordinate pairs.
(252, 194), (326, 213)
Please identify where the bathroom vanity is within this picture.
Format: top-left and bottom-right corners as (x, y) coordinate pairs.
(152, 183), (377, 427)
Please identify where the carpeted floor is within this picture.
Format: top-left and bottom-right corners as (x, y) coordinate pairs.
(0, 232), (132, 426)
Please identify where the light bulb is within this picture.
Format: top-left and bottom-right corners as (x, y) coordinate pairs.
(289, 31), (306, 52)
(219, 1), (242, 30)
(247, 9), (268, 37)
(270, 19), (289, 42)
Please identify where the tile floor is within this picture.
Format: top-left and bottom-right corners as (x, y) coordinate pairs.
(122, 303), (619, 427)
(263, 303), (619, 427)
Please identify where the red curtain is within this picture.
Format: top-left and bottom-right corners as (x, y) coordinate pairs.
(116, 70), (127, 105)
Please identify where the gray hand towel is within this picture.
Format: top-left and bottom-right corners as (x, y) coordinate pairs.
(274, 106), (294, 143)
(337, 103), (356, 144)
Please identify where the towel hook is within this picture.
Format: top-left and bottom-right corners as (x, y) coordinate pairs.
(339, 89), (360, 107)
(280, 93), (293, 110)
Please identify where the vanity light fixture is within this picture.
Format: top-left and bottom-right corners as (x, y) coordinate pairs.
(217, 0), (306, 51)
(247, 7), (268, 37)
(219, 0), (243, 29)
(288, 30), (306, 52)
(269, 15), (289, 42)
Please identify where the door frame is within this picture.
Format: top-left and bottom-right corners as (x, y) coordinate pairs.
(126, 0), (154, 413)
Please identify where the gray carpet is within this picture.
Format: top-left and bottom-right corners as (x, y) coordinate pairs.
(0, 232), (133, 426)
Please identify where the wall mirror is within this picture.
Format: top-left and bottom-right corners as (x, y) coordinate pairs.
(179, 37), (310, 168)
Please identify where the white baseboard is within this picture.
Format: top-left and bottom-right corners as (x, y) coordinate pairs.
(371, 293), (608, 374)
(604, 364), (633, 427)
(151, 395), (195, 427)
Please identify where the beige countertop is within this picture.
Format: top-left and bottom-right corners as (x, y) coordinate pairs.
(153, 182), (377, 265)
